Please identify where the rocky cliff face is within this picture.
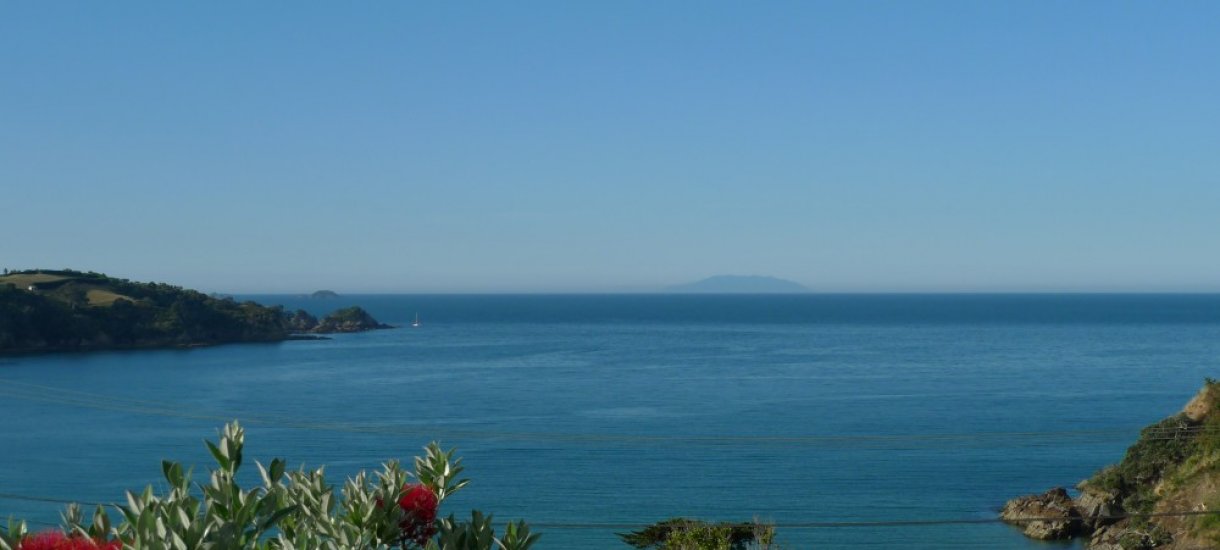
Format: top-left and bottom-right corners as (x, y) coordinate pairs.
(1002, 381), (1220, 549)
(1000, 487), (1082, 540)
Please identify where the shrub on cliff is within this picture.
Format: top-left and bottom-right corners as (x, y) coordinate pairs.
(0, 423), (538, 550)
(1084, 380), (1220, 517)
(1086, 414), (1201, 513)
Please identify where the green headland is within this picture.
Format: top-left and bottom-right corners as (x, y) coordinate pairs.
(0, 269), (390, 354)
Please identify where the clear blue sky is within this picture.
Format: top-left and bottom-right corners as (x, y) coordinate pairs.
(2, 2), (1218, 293)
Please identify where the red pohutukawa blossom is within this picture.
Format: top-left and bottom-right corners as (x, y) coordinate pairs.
(396, 483), (439, 546)
(18, 531), (120, 550)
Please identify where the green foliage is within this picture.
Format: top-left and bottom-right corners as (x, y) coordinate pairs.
(663, 524), (735, 550)
(0, 270), (293, 352)
(7, 422), (536, 550)
(1196, 383), (1220, 453)
(619, 518), (775, 550)
(748, 518), (776, 549)
(497, 520), (542, 550)
(0, 270), (368, 353)
(310, 306), (388, 333)
(432, 512), (540, 550)
(0, 269), (396, 351)
(1116, 523), (1173, 550)
(1164, 403), (1220, 494)
(287, 309), (319, 332)
(1078, 378), (1220, 547)
(0, 517), (29, 550)
(434, 512), (539, 550)
(1196, 492), (1220, 543)
(414, 445), (470, 503)
(436, 511), (497, 550)
(1086, 414), (1201, 513)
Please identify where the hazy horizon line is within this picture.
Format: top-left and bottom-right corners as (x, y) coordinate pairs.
(222, 289), (1220, 296)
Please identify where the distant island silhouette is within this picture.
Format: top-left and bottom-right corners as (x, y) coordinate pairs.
(667, 275), (809, 294)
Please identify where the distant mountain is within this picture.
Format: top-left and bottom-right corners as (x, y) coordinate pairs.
(667, 275), (809, 294)
(310, 290), (339, 299)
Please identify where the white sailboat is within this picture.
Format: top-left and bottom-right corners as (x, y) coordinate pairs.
(411, 313), (421, 328)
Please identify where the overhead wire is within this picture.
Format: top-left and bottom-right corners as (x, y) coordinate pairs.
(0, 493), (108, 508)
(2, 488), (1220, 532)
(6, 378), (1220, 540)
(529, 509), (1220, 528)
(0, 378), (1210, 446)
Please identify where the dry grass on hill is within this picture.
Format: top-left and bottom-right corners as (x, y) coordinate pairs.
(0, 273), (71, 287)
(85, 288), (141, 307)
(0, 274), (141, 307)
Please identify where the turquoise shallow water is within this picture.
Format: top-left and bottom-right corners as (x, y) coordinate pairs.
(2, 294), (1220, 548)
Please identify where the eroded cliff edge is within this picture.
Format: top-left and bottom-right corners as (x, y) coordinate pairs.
(1002, 380), (1220, 549)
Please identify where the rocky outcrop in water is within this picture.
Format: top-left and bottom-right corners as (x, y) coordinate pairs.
(1000, 487), (1082, 539)
(309, 306), (391, 333)
(285, 306), (391, 334)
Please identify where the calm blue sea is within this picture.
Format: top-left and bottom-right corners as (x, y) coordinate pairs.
(3, 295), (1220, 548)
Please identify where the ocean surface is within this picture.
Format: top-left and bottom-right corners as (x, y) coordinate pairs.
(3, 294), (1220, 548)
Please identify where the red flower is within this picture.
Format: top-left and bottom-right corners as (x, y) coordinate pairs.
(396, 483), (438, 546)
(18, 531), (120, 550)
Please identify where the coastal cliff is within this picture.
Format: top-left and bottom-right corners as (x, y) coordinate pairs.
(0, 270), (391, 353)
(1003, 380), (1220, 549)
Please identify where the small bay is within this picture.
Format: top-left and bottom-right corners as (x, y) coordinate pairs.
(3, 294), (1219, 548)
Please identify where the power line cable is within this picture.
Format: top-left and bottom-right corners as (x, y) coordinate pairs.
(0, 493), (108, 508)
(3, 489), (1220, 531)
(477, 509), (1220, 529)
(1, 379), (1207, 446)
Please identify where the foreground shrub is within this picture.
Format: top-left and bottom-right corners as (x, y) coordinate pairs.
(619, 518), (778, 550)
(0, 422), (539, 550)
(9, 531), (119, 550)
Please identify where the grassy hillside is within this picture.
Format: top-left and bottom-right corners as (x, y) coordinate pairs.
(0, 269), (291, 353)
(1004, 380), (1220, 548)
(1081, 380), (1220, 548)
(0, 273), (73, 287)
